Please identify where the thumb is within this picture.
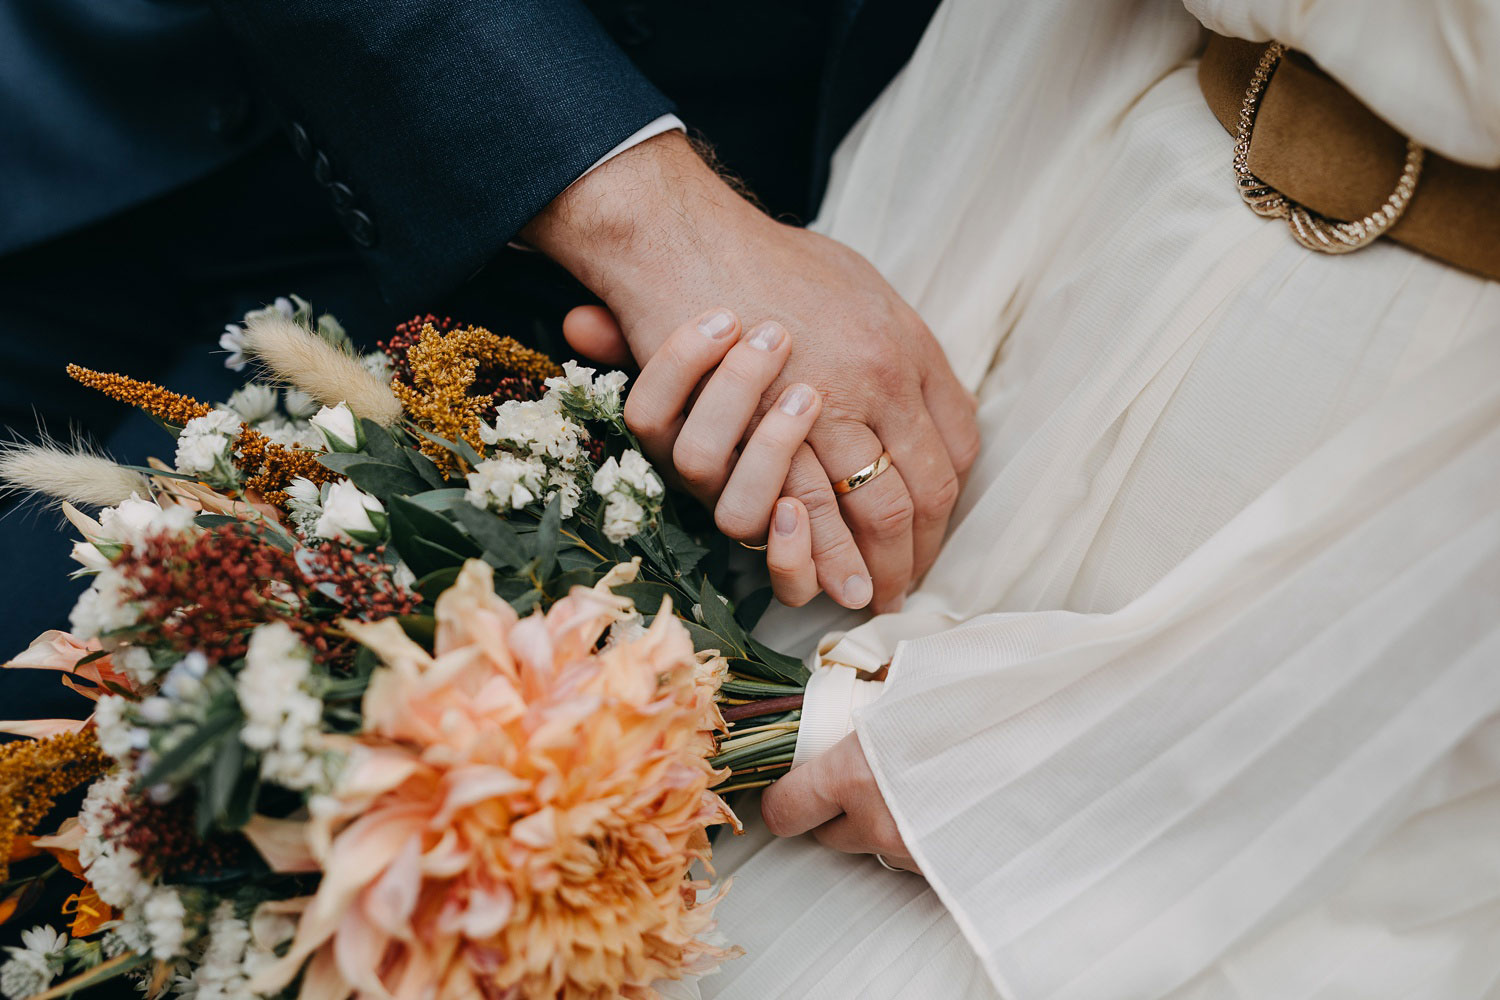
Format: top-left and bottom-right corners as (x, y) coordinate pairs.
(562, 304), (634, 367)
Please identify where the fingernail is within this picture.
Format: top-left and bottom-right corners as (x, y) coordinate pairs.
(698, 309), (735, 339)
(779, 384), (814, 416)
(842, 574), (873, 607)
(746, 322), (785, 351)
(774, 500), (798, 535)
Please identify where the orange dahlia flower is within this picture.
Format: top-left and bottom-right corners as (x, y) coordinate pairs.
(248, 559), (740, 1000)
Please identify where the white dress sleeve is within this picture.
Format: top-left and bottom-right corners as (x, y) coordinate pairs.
(854, 333), (1500, 1000)
(1182, 0), (1500, 167)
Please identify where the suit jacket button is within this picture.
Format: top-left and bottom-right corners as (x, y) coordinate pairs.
(327, 182), (355, 209)
(312, 151), (334, 185)
(289, 122), (312, 160)
(345, 209), (377, 248)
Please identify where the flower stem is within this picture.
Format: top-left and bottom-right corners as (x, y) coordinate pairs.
(722, 695), (803, 723)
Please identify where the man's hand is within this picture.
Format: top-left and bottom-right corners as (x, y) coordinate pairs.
(523, 132), (979, 612)
(760, 733), (919, 872)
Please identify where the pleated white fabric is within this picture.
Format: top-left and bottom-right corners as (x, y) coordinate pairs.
(693, 2), (1500, 998)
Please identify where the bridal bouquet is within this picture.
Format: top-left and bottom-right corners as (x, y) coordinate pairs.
(0, 298), (808, 1000)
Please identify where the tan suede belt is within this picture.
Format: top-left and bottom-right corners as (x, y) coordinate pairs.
(1198, 33), (1500, 281)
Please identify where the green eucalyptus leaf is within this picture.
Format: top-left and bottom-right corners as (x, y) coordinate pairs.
(360, 419), (411, 468)
(403, 537), (471, 578)
(221, 764), (260, 830)
(135, 708), (240, 791)
(557, 547), (604, 571)
(314, 452), (373, 474)
(397, 614), (436, 648)
(406, 448), (449, 489)
(534, 494), (562, 579)
(341, 462), (428, 502)
(509, 588), (543, 616)
(407, 425), (485, 470)
(453, 503), (528, 568)
(403, 488), (470, 513)
(696, 577), (748, 658)
(610, 581), (678, 616)
(744, 636), (810, 684)
(199, 734), (247, 835)
(662, 522), (709, 574)
(734, 586), (774, 632)
(389, 496), (480, 558)
(416, 566), (462, 602)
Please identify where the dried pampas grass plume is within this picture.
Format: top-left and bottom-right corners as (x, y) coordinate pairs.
(0, 437), (150, 508)
(242, 311), (402, 426)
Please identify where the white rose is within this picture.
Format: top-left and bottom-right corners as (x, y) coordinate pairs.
(314, 481), (386, 544)
(309, 402), (362, 452)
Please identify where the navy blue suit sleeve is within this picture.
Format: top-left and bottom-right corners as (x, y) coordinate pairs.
(210, 0), (674, 305)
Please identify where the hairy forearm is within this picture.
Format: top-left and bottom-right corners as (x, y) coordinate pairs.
(522, 132), (770, 349)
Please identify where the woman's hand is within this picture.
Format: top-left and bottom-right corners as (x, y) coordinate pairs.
(760, 733), (920, 873)
(591, 304), (827, 605)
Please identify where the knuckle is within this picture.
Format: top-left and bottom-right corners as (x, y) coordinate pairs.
(953, 426), (982, 474)
(858, 491), (915, 542)
(802, 492), (846, 539)
(772, 580), (816, 608)
(915, 471), (961, 521)
(622, 395), (663, 440)
(711, 355), (761, 395)
(672, 436), (723, 487)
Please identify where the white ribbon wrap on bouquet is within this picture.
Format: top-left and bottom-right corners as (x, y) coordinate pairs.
(787, 609), (957, 767)
(790, 665), (885, 768)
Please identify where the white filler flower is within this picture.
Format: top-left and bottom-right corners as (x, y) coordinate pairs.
(238, 623), (327, 791)
(174, 409), (241, 479)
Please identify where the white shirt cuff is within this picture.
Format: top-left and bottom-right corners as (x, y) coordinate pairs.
(579, 113), (686, 180)
(508, 114), (686, 253)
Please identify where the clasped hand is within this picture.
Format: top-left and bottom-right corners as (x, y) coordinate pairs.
(526, 132), (979, 611)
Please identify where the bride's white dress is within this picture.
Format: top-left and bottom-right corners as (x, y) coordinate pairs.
(697, 1), (1500, 998)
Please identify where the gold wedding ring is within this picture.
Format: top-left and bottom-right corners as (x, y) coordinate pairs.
(738, 541), (768, 552)
(833, 450), (892, 495)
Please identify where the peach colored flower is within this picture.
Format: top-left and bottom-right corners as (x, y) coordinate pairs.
(248, 559), (739, 1000)
(0, 631), (136, 738)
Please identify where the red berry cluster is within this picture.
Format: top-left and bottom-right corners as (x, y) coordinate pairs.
(105, 792), (252, 881)
(119, 524), (310, 662)
(298, 542), (420, 623)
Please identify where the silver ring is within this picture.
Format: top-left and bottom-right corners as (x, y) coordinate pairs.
(875, 854), (901, 872)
